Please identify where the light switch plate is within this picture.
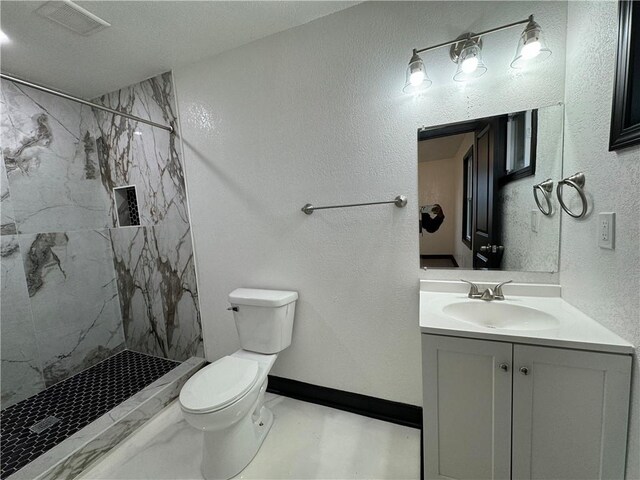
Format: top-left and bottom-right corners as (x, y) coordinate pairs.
(531, 210), (539, 233)
(598, 212), (615, 249)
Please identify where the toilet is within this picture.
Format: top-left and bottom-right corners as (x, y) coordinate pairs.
(179, 288), (298, 480)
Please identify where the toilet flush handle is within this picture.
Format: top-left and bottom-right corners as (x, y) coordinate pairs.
(227, 306), (238, 312)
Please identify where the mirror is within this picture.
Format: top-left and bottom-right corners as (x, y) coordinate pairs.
(418, 103), (563, 272)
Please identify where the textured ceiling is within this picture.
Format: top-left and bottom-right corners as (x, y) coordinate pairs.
(0, 1), (358, 98)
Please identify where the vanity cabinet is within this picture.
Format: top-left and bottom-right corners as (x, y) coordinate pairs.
(422, 334), (632, 480)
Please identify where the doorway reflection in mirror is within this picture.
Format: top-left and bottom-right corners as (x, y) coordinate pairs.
(418, 104), (563, 273)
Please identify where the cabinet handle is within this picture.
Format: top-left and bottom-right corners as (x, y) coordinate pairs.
(519, 366), (529, 375)
(499, 363), (509, 372)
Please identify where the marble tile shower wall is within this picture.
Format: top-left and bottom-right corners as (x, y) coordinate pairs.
(0, 80), (122, 409)
(0, 73), (202, 409)
(93, 73), (202, 362)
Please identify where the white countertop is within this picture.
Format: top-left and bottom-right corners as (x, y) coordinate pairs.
(420, 280), (634, 355)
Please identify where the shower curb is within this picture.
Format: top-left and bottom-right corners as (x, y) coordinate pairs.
(7, 356), (206, 480)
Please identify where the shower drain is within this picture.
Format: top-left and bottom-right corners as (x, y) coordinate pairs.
(29, 416), (60, 434)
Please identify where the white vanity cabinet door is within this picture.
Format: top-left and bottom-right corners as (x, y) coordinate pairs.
(511, 345), (632, 480)
(422, 334), (512, 480)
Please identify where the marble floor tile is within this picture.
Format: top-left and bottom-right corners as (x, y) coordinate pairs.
(18, 229), (125, 386)
(79, 394), (420, 480)
(2, 351), (191, 480)
(0, 235), (44, 408)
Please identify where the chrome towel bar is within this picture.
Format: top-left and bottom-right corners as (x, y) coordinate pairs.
(301, 195), (407, 215)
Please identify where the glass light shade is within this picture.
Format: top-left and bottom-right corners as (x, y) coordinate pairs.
(403, 52), (432, 93)
(453, 42), (487, 82)
(511, 22), (552, 69)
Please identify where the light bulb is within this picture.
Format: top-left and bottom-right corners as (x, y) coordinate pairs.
(410, 70), (425, 86)
(521, 40), (541, 59)
(511, 18), (552, 69)
(461, 57), (478, 74)
(0, 30), (9, 44)
(453, 40), (486, 82)
(403, 51), (432, 93)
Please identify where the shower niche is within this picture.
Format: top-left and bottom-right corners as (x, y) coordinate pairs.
(113, 185), (140, 227)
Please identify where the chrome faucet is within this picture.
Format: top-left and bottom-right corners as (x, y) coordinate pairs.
(461, 280), (513, 301)
(492, 280), (513, 300)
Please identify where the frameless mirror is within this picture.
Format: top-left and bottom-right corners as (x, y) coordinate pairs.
(418, 103), (563, 272)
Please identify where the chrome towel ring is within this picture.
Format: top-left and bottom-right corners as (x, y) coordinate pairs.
(533, 179), (554, 216)
(557, 172), (587, 218)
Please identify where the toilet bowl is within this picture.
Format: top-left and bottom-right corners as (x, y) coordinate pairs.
(179, 288), (298, 480)
(180, 351), (276, 479)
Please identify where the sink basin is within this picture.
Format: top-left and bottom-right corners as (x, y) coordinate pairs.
(442, 302), (560, 331)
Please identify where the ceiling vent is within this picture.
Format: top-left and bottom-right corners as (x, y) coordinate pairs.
(35, 0), (110, 36)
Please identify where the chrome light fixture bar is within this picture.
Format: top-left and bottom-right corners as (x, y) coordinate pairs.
(404, 15), (551, 92)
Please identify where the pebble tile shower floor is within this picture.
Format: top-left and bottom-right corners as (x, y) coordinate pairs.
(0, 350), (179, 479)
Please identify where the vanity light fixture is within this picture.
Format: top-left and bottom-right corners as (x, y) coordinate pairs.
(452, 36), (487, 82)
(510, 16), (552, 68)
(0, 29), (9, 44)
(404, 14), (551, 91)
(403, 49), (432, 93)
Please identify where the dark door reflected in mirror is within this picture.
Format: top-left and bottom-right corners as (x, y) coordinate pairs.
(418, 104), (563, 272)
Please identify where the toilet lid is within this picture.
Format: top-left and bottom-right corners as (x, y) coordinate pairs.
(180, 356), (259, 413)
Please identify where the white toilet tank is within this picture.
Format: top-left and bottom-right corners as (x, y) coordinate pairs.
(228, 288), (298, 354)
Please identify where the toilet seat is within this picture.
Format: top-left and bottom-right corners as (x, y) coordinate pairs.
(180, 356), (259, 414)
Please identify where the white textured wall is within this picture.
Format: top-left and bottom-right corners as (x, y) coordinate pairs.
(418, 157), (458, 255)
(561, 1), (640, 476)
(500, 104), (563, 272)
(174, 1), (567, 404)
